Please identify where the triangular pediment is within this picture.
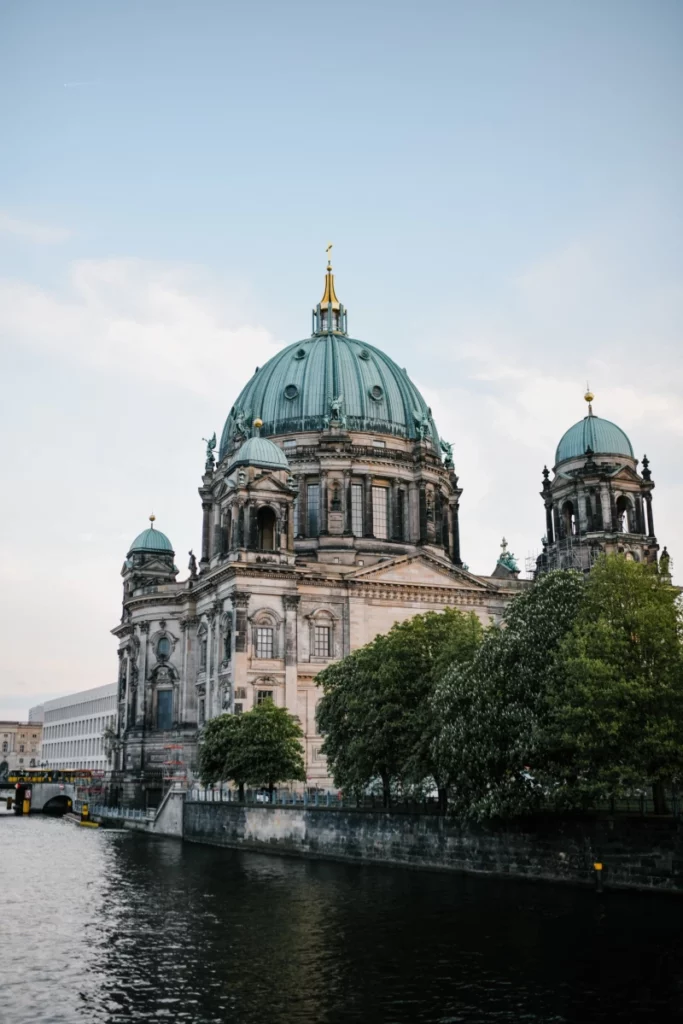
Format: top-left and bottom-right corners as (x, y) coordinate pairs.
(609, 465), (642, 483)
(348, 553), (496, 590)
(247, 473), (292, 494)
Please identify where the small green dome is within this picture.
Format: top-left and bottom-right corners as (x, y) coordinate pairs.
(556, 415), (634, 465)
(227, 434), (290, 473)
(219, 335), (440, 460)
(128, 524), (174, 555)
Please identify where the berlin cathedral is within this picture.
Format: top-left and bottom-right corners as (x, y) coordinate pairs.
(112, 257), (661, 799)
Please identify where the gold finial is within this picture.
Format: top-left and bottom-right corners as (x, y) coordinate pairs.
(320, 243), (340, 310)
(584, 383), (594, 416)
(253, 418), (263, 435)
(149, 514), (156, 526)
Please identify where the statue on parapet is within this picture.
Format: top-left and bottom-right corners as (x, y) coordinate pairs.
(202, 432), (217, 472)
(188, 550), (198, 578)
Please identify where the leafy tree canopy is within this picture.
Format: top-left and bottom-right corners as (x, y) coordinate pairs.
(198, 701), (305, 795)
(317, 608), (484, 806)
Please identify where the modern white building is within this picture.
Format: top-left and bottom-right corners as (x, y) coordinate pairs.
(38, 684), (118, 772)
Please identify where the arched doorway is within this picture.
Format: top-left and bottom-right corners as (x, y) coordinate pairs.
(257, 507), (277, 551)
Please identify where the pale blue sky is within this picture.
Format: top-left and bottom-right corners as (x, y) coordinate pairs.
(1, 1), (681, 717)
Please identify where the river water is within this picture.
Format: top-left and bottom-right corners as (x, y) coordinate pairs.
(2, 814), (682, 1023)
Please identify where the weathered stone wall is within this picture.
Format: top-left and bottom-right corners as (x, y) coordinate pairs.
(184, 802), (683, 892)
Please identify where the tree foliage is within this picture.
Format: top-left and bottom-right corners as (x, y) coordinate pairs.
(316, 608), (484, 806)
(198, 701), (305, 795)
(434, 557), (683, 819)
(542, 556), (683, 811)
(433, 569), (586, 819)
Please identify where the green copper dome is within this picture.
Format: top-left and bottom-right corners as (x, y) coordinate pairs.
(556, 415), (634, 465)
(228, 434), (290, 472)
(128, 523), (174, 555)
(219, 335), (440, 459)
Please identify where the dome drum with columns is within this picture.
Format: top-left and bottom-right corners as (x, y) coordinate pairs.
(110, 258), (667, 806)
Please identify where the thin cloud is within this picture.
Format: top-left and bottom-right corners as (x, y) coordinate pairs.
(0, 211), (71, 245)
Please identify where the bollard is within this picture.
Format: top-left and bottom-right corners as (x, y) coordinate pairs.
(81, 803), (90, 824)
(594, 861), (604, 893)
(6, 797), (12, 811)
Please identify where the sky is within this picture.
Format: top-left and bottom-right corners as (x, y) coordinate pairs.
(1, 0), (681, 719)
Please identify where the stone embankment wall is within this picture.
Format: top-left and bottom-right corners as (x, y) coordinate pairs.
(184, 802), (683, 893)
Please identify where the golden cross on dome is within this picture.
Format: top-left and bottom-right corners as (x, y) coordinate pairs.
(325, 241), (333, 267)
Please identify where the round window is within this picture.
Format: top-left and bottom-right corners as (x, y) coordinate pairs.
(359, 349), (370, 360)
(369, 385), (383, 401)
(284, 384), (299, 400)
(294, 348), (306, 360)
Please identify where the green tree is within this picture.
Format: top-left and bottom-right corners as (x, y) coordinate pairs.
(198, 713), (248, 798)
(546, 556), (683, 812)
(240, 700), (306, 796)
(433, 570), (586, 819)
(317, 608), (484, 808)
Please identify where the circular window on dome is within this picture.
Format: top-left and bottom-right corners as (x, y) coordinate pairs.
(359, 349), (370, 360)
(369, 385), (384, 402)
(284, 384), (299, 400)
(294, 348), (306, 360)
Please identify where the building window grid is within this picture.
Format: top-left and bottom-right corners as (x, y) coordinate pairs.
(372, 486), (389, 539)
(255, 627), (274, 659)
(351, 484), (363, 538)
(307, 484), (320, 536)
(256, 690), (274, 706)
(313, 626), (331, 658)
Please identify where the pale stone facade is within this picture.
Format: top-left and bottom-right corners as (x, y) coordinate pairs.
(0, 722), (43, 779)
(112, 265), (527, 805)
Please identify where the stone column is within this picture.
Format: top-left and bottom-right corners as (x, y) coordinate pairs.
(408, 481), (419, 543)
(451, 500), (462, 565)
(419, 484), (428, 543)
(298, 476), (306, 537)
(138, 622), (149, 728)
(200, 502), (212, 567)
(343, 471), (352, 534)
(364, 475), (373, 537)
(283, 595), (300, 718)
(545, 503), (554, 544)
(644, 493), (655, 537)
(320, 469), (328, 535)
(391, 479), (401, 540)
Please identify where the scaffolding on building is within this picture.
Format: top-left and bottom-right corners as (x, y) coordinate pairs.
(526, 534), (603, 578)
(162, 745), (187, 790)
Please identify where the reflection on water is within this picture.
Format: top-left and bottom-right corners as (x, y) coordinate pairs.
(3, 814), (683, 1023)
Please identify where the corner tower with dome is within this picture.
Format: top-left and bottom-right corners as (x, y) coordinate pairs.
(111, 259), (527, 805)
(536, 390), (659, 573)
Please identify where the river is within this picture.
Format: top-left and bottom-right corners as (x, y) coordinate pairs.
(2, 814), (682, 1023)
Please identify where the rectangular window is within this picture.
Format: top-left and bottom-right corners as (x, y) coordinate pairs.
(234, 703), (243, 715)
(256, 690), (274, 706)
(372, 486), (389, 539)
(156, 690), (173, 730)
(255, 627), (274, 659)
(351, 484), (363, 538)
(307, 484), (320, 536)
(396, 489), (405, 541)
(234, 687), (247, 700)
(314, 626), (331, 658)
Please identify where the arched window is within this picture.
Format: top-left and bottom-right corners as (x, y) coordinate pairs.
(616, 495), (633, 534)
(257, 506), (277, 551)
(157, 636), (171, 659)
(562, 500), (576, 537)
